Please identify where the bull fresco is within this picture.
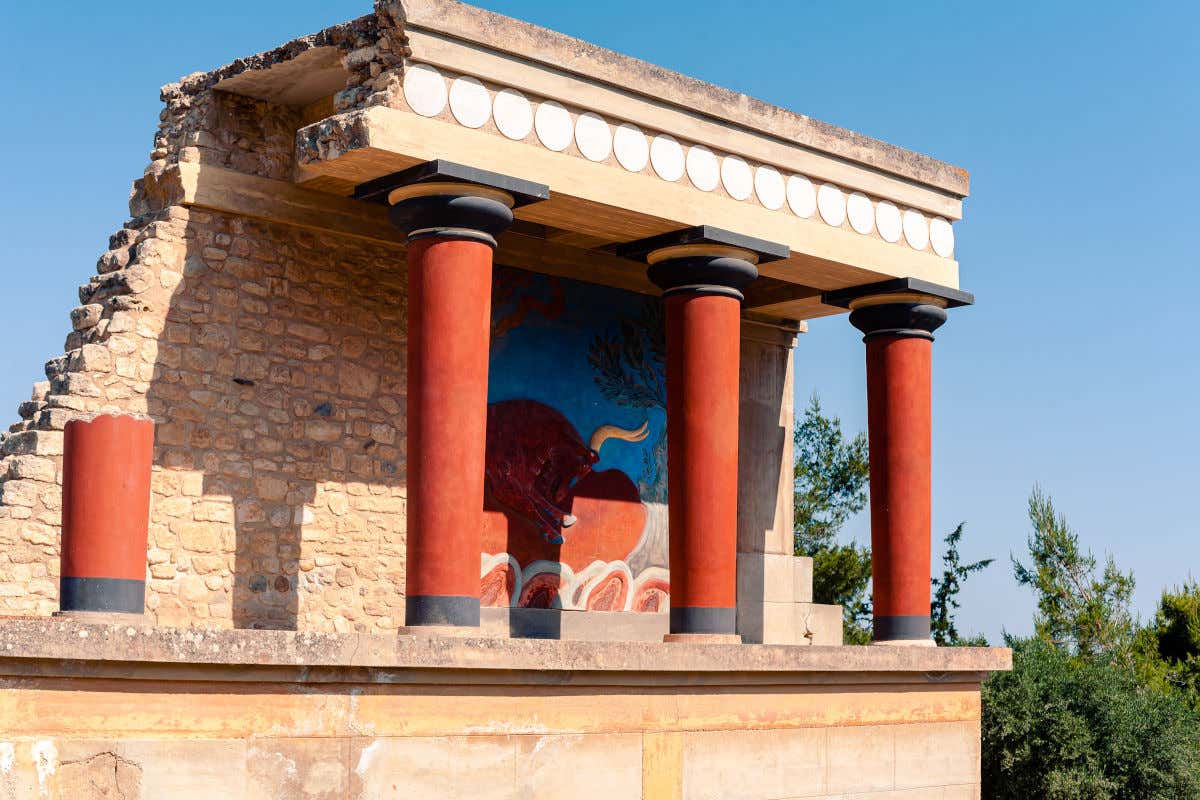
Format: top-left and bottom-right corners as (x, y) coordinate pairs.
(481, 267), (670, 613)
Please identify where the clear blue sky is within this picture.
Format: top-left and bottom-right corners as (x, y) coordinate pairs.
(2, 1), (1197, 642)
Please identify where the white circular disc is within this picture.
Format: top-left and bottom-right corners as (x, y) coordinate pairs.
(650, 135), (685, 181)
(448, 76), (490, 129)
(846, 192), (875, 235)
(875, 201), (902, 243)
(720, 156), (753, 200)
(817, 183), (846, 227)
(903, 209), (929, 250)
(754, 166), (785, 210)
(492, 88), (533, 140)
(403, 63), (447, 118)
(535, 101), (573, 152)
(686, 145), (720, 192)
(613, 124), (649, 172)
(786, 175), (816, 217)
(929, 217), (954, 257)
(574, 112), (612, 162)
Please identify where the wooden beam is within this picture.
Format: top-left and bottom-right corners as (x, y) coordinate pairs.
(174, 162), (657, 296)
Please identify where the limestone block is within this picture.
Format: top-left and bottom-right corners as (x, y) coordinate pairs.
(682, 728), (826, 800)
(827, 725), (897, 795)
(0, 480), (39, 508)
(70, 304), (104, 331)
(794, 555), (814, 603)
(247, 737), (349, 799)
(2, 430), (64, 457)
(350, 735), (517, 799)
(68, 343), (113, 374)
(54, 738), (249, 800)
(893, 721), (980, 790)
(798, 602), (844, 646)
(737, 551), (797, 605)
(5, 455), (56, 482)
(515, 733), (642, 800)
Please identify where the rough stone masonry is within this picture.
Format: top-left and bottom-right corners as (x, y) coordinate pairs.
(0, 3), (423, 632)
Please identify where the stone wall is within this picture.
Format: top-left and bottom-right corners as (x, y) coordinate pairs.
(0, 4), (418, 627)
(0, 620), (1006, 799)
(0, 199), (410, 632)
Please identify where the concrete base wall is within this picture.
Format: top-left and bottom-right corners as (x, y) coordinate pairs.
(0, 620), (1007, 799)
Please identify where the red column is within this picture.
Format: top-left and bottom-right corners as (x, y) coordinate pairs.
(403, 235), (495, 628)
(663, 292), (743, 638)
(849, 298), (948, 643)
(865, 335), (933, 642)
(380, 170), (537, 630)
(631, 234), (770, 641)
(59, 414), (155, 615)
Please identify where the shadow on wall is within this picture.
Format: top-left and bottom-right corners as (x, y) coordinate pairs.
(144, 206), (409, 631)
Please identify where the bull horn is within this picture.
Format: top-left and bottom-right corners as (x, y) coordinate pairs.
(589, 420), (650, 452)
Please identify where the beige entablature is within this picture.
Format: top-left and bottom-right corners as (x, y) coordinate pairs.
(203, 0), (968, 323)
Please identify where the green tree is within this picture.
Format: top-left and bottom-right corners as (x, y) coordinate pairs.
(982, 638), (1200, 800)
(931, 522), (993, 646)
(1133, 582), (1200, 706)
(1012, 486), (1135, 656)
(792, 394), (873, 644)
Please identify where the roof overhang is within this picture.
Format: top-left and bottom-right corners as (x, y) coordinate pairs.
(212, 0), (972, 322)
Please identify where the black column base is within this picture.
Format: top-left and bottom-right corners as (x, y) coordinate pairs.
(59, 577), (145, 614)
(670, 606), (737, 635)
(873, 614), (932, 642)
(405, 595), (481, 627)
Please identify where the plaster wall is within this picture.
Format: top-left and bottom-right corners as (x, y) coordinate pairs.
(0, 622), (996, 799)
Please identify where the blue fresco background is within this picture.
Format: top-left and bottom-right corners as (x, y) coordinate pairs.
(488, 267), (666, 494)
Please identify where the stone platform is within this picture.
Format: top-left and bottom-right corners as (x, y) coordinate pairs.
(0, 618), (1008, 799)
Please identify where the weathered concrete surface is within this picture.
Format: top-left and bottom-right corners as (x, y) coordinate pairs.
(0, 621), (1000, 798)
(0, 617), (1010, 679)
(392, 0), (969, 196)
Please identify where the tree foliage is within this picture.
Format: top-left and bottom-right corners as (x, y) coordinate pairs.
(981, 488), (1200, 799)
(982, 638), (1200, 800)
(792, 394), (872, 643)
(931, 523), (993, 646)
(1012, 486), (1135, 656)
(1133, 582), (1200, 707)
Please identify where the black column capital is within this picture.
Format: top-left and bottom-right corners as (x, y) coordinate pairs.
(848, 302), (947, 341)
(823, 277), (974, 342)
(354, 159), (550, 248)
(617, 225), (787, 301)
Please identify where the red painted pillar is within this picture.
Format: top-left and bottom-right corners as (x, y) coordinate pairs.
(849, 295), (950, 644)
(403, 234), (496, 627)
(623, 227), (785, 641)
(59, 414), (155, 615)
(374, 163), (547, 629)
(663, 291), (744, 638)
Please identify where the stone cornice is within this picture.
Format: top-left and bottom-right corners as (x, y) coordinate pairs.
(0, 618), (1011, 686)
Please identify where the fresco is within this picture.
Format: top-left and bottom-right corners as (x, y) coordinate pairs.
(481, 266), (670, 613)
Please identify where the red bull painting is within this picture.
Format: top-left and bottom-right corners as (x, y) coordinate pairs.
(481, 267), (670, 613)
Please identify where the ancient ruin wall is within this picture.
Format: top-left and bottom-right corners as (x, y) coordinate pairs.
(0, 4), (421, 630)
